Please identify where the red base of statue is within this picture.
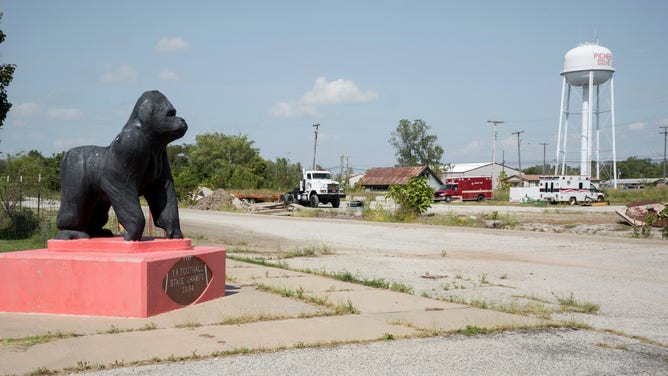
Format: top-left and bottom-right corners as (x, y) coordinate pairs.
(0, 238), (226, 318)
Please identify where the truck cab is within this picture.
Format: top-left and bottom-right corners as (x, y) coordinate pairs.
(434, 183), (459, 203)
(434, 176), (492, 202)
(283, 170), (346, 208)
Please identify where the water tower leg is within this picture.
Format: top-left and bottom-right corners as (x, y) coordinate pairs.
(587, 72), (594, 177)
(555, 78), (566, 175)
(596, 84), (600, 180)
(581, 84), (590, 176)
(610, 77), (618, 188)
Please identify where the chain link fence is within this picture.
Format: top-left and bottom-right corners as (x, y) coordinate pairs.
(0, 175), (59, 242)
(1, 175), (160, 245)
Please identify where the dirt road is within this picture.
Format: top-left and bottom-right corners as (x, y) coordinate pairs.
(179, 206), (668, 346)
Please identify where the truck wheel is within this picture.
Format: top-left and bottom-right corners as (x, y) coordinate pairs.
(309, 194), (319, 208)
(445, 196), (452, 203)
(569, 197), (576, 205)
(331, 198), (340, 208)
(476, 195), (484, 202)
(597, 195), (604, 202)
(280, 194), (292, 206)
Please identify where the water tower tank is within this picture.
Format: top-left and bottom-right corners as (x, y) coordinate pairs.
(561, 43), (614, 86)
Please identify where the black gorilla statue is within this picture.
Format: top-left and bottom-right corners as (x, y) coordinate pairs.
(56, 90), (188, 241)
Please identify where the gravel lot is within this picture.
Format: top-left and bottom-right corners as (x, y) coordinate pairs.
(97, 204), (668, 375)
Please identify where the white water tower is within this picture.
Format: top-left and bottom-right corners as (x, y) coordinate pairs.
(555, 42), (617, 185)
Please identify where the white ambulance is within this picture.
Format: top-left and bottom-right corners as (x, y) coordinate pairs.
(539, 175), (605, 205)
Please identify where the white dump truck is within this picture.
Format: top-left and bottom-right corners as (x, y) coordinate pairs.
(281, 170), (346, 208)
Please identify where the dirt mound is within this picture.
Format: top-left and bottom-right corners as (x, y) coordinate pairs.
(190, 189), (240, 211)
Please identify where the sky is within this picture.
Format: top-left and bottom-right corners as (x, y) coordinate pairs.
(1, 1), (667, 174)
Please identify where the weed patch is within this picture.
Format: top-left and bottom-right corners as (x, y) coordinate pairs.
(174, 321), (202, 329)
(218, 312), (290, 325)
(334, 299), (359, 314)
(460, 325), (485, 336)
(555, 292), (600, 314)
(281, 243), (335, 259)
(595, 342), (629, 351)
(1, 331), (82, 350)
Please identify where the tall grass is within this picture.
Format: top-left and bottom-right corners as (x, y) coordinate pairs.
(603, 186), (668, 205)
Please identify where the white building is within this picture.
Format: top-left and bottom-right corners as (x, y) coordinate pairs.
(445, 163), (519, 187)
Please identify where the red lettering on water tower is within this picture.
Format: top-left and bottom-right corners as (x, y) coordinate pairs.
(593, 53), (612, 66)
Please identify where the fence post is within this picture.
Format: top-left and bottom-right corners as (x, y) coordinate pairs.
(37, 174), (42, 219)
(19, 175), (23, 210)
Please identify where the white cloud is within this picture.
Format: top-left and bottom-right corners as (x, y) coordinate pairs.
(53, 137), (92, 151)
(155, 37), (189, 52)
(628, 122), (645, 131)
(47, 108), (83, 120)
(269, 102), (318, 118)
(12, 102), (41, 116)
(158, 69), (180, 80)
(100, 65), (138, 84)
(501, 136), (516, 149)
(461, 140), (482, 153)
(269, 77), (377, 118)
(300, 77), (377, 105)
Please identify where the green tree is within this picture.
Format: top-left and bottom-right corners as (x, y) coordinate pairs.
(523, 164), (555, 175)
(0, 151), (54, 239)
(167, 143), (198, 200)
(263, 157), (303, 191)
(496, 170), (511, 190)
(2, 150), (59, 187)
(0, 13), (16, 129)
(387, 176), (433, 221)
(389, 119), (444, 175)
(615, 157), (660, 179)
(188, 132), (266, 190)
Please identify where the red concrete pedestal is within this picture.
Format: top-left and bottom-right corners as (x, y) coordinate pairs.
(0, 238), (226, 317)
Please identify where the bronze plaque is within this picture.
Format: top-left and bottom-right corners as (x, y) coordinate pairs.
(162, 256), (212, 305)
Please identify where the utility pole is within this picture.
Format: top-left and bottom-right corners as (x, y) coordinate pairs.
(661, 126), (668, 181)
(539, 142), (549, 175)
(487, 120), (504, 189)
(339, 155), (350, 186)
(312, 123), (320, 170)
(286, 152), (291, 185)
(512, 131), (524, 183)
(502, 150), (505, 173)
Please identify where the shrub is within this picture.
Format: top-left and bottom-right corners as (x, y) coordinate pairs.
(0, 207), (40, 239)
(387, 176), (433, 221)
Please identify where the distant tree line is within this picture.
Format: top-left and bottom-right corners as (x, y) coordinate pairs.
(521, 157), (666, 180)
(2, 133), (663, 204)
(166, 132), (304, 200)
(0, 132), (307, 201)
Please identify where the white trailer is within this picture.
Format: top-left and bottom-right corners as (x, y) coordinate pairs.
(539, 175), (605, 205)
(509, 186), (541, 203)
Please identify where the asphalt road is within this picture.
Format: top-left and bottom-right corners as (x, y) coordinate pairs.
(146, 206), (668, 376)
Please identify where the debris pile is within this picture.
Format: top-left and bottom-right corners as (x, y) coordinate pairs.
(190, 188), (287, 213)
(616, 201), (668, 227)
(190, 189), (243, 211)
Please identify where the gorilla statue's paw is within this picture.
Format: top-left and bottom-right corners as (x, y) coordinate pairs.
(55, 230), (91, 240)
